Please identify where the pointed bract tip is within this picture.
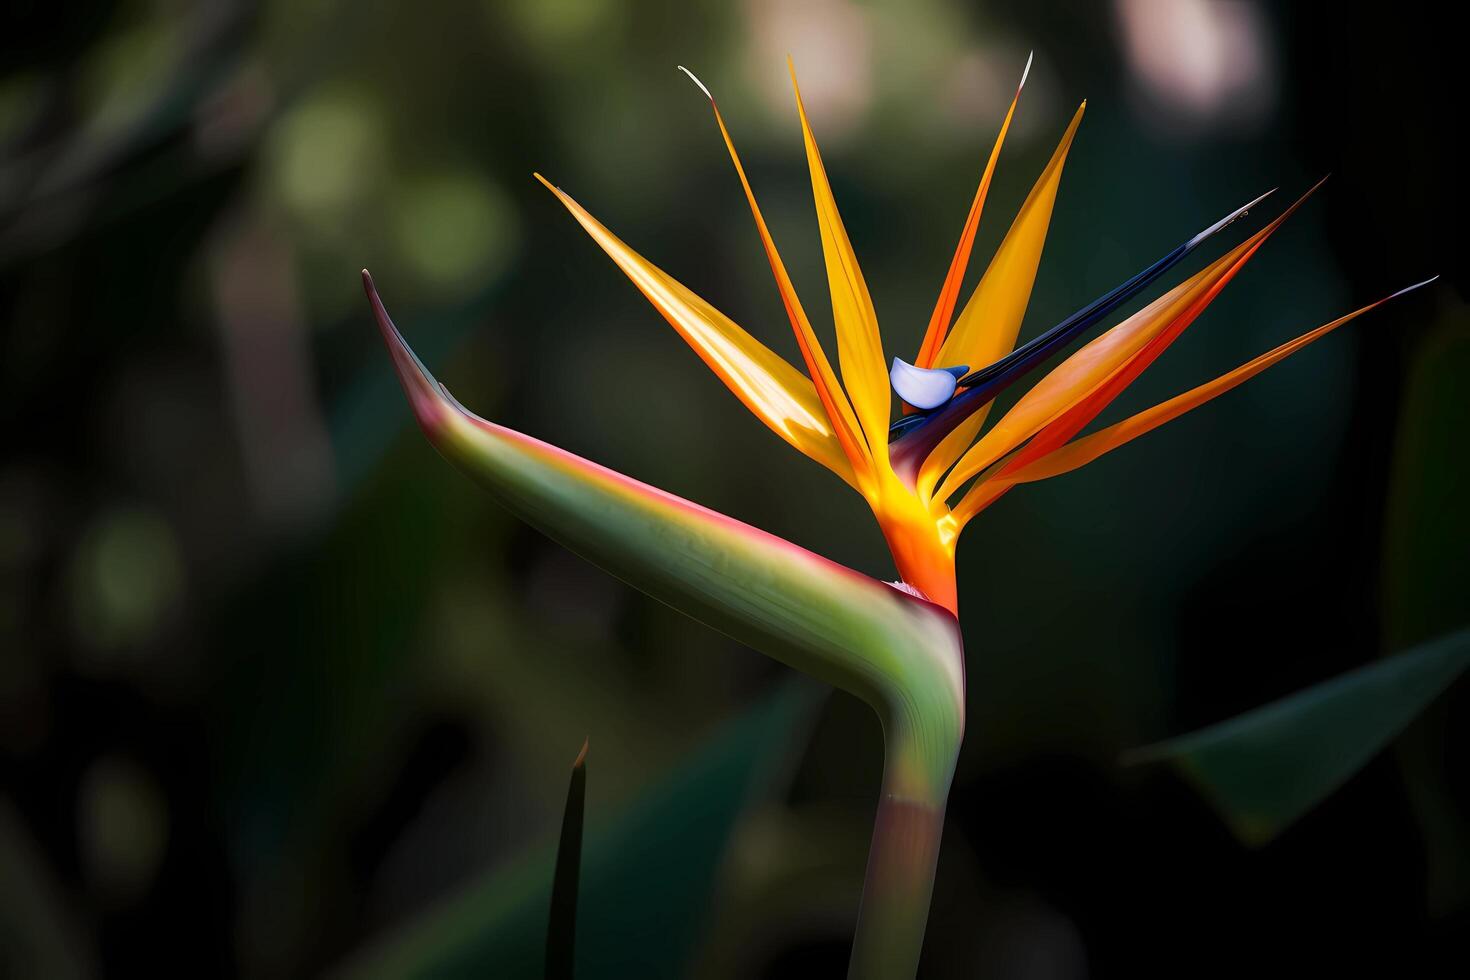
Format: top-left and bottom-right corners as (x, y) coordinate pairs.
(573, 737), (589, 769)
(1059, 100), (1086, 131)
(1229, 184), (1277, 218)
(676, 65), (714, 101)
(1186, 186), (1279, 248)
(532, 171), (557, 194)
(1389, 275), (1439, 299)
(1245, 186), (1278, 210)
(1019, 50), (1033, 90)
(1288, 175), (1331, 210)
(362, 272), (449, 428)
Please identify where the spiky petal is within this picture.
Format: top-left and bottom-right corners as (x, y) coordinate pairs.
(911, 102), (1087, 495)
(911, 51), (1033, 379)
(891, 187), (1277, 483)
(676, 66), (875, 491)
(790, 60), (893, 470)
(974, 278), (1440, 502)
(935, 179), (1325, 505)
(533, 174), (860, 490)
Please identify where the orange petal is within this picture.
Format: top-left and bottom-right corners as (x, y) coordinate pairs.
(535, 174), (859, 489)
(915, 102), (1086, 497)
(984, 279), (1439, 491)
(677, 67), (874, 490)
(939, 268), (1210, 505)
(938, 179), (1325, 506)
(912, 52), (1032, 377)
(790, 60), (892, 470)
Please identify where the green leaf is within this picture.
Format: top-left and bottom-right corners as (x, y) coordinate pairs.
(1380, 318), (1470, 910)
(1125, 628), (1470, 845)
(1382, 319), (1470, 651)
(334, 682), (821, 980)
(546, 740), (588, 980)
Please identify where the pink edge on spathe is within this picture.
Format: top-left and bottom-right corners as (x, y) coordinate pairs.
(360, 269), (956, 619)
(362, 269), (457, 431)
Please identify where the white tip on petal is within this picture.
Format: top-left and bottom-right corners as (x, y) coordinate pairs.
(1020, 50), (1033, 90)
(1185, 187), (1278, 249)
(677, 65), (713, 101)
(1388, 275), (1439, 299)
(890, 357), (961, 410)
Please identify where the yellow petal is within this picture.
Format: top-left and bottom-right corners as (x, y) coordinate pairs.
(986, 280), (1438, 490)
(939, 180), (1323, 506)
(535, 174), (858, 489)
(915, 102), (1086, 496)
(678, 67), (874, 490)
(912, 52), (1032, 375)
(790, 60), (891, 470)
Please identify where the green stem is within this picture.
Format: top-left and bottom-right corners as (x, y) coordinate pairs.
(849, 794), (947, 978)
(848, 701), (962, 978)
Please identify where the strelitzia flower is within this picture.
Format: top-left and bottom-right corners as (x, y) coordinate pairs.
(366, 57), (1431, 979)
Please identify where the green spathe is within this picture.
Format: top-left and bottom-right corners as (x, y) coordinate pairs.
(365, 272), (966, 977)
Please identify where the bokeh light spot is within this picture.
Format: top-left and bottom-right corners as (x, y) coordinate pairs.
(268, 88), (386, 218)
(78, 756), (169, 905)
(501, 0), (619, 50)
(78, 19), (181, 136)
(391, 170), (519, 294)
(67, 507), (183, 655)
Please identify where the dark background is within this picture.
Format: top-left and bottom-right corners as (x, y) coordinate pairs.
(1, 1), (1464, 977)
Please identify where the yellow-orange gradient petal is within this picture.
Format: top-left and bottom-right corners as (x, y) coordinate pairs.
(790, 60), (892, 470)
(937, 180), (1323, 506)
(536, 174), (858, 489)
(915, 102), (1086, 497)
(983, 280), (1438, 490)
(678, 67), (874, 492)
(912, 52), (1032, 378)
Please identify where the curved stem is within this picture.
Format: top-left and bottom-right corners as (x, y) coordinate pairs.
(848, 678), (964, 980)
(849, 735), (956, 978)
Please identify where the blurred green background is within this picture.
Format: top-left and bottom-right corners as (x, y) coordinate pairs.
(1, 0), (1463, 976)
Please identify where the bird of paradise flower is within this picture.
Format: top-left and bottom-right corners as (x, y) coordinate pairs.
(364, 57), (1433, 979)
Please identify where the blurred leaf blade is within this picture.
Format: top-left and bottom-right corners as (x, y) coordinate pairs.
(337, 681), (820, 980)
(1126, 628), (1470, 845)
(1383, 320), (1470, 650)
(546, 739), (588, 980)
(1381, 318), (1470, 911)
